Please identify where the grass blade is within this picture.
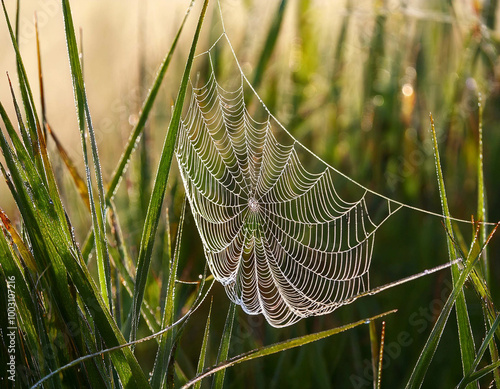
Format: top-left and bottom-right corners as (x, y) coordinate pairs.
(405, 223), (498, 388)
(107, 203), (161, 333)
(0, 51), (150, 389)
(129, 0), (210, 343)
(212, 302), (236, 389)
(429, 114), (476, 385)
(463, 360), (500, 386)
(476, 94), (489, 280)
(246, 0), (287, 106)
(183, 310), (397, 389)
(107, 0), (195, 201)
(80, 0), (195, 261)
(150, 198), (187, 387)
(35, 13), (47, 134)
(1, 1), (47, 180)
(61, 0), (112, 310)
(458, 312), (500, 388)
(476, 94), (499, 388)
(194, 299), (213, 389)
(0, 226), (64, 389)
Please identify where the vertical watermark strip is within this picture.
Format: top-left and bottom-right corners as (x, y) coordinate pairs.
(6, 275), (16, 383)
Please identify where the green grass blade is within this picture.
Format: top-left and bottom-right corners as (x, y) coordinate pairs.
(129, 0), (210, 343)
(159, 208), (173, 316)
(14, 0), (19, 39)
(463, 360), (500, 386)
(1, 94), (106, 387)
(476, 94), (499, 388)
(2, 93), (149, 387)
(484, 308), (500, 389)
(136, 3), (151, 224)
(183, 310), (397, 389)
(458, 312), (500, 388)
(31, 274), (216, 389)
(61, 0), (112, 310)
(1, 0), (36, 135)
(429, 115), (476, 385)
(0, 138), (147, 387)
(30, 238), (151, 388)
(151, 198), (187, 388)
(212, 302), (236, 389)
(405, 224), (498, 389)
(33, 106), (73, 242)
(106, 0), (195, 201)
(0, 104), (70, 255)
(107, 204), (161, 333)
(0, 228), (64, 389)
(5, 76), (32, 160)
(1, 1), (46, 177)
(81, 0), (195, 261)
(248, 0), (287, 101)
(35, 14), (47, 131)
(476, 94), (489, 280)
(194, 299), (212, 389)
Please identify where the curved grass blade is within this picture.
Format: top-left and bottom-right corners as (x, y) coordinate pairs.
(182, 310), (397, 389)
(462, 360), (500, 386)
(61, 0), (112, 310)
(5, 75), (31, 160)
(483, 306), (500, 389)
(129, 0), (210, 344)
(80, 0), (195, 261)
(405, 222), (498, 389)
(159, 208), (173, 314)
(1, 0), (45, 178)
(0, 149), (119, 387)
(2, 150), (146, 386)
(457, 312), (500, 388)
(429, 114), (476, 385)
(107, 0), (195, 201)
(150, 197), (187, 387)
(1, 93), (150, 389)
(212, 302), (236, 389)
(28, 235), (152, 388)
(476, 94), (499, 388)
(35, 13), (47, 135)
(194, 299), (213, 389)
(0, 227), (64, 389)
(31, 275), (215, 389)
(107, 204), (161, 334)
(246, 0), (287, 106)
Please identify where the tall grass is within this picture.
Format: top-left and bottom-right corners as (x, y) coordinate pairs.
(1, 1), (499, 388)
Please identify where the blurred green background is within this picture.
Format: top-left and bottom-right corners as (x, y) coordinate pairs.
(1, 0), (500, 387)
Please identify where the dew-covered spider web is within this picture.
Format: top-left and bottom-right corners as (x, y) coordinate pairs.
(174, 32), (405, 327)
(174, 6), (472, 327)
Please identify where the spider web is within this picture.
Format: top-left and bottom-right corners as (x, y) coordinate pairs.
(175, 34), (404, 327)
